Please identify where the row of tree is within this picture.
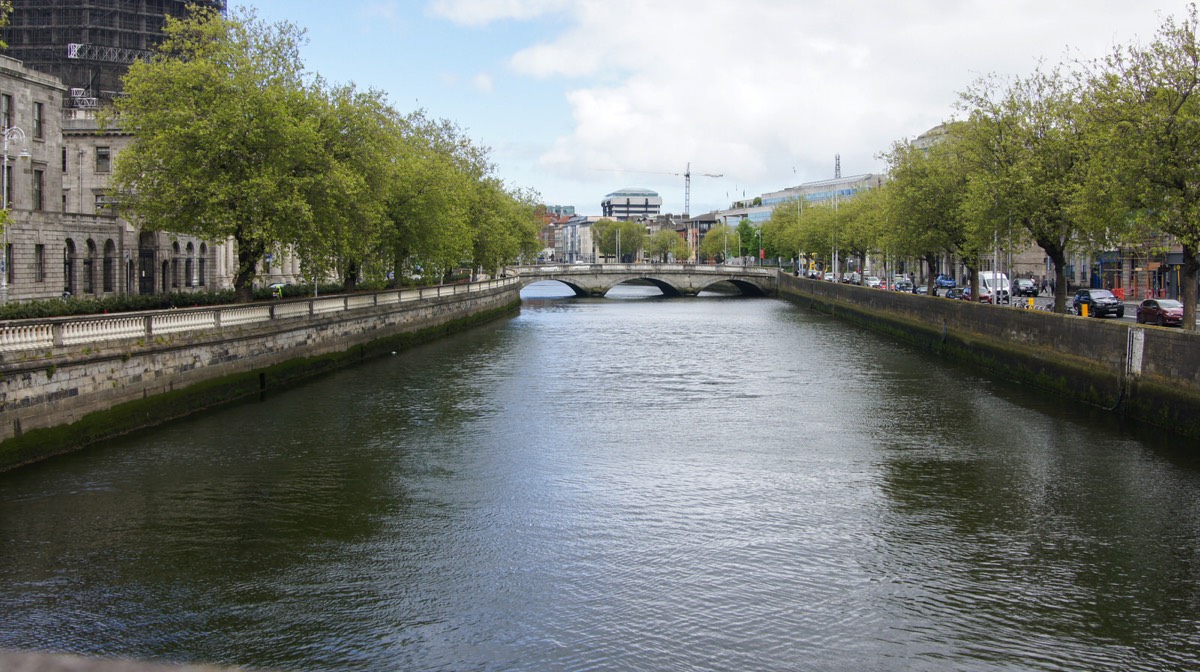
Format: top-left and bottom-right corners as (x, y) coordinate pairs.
(108, 8), (541, 302)
(720, 4), (1200, 330)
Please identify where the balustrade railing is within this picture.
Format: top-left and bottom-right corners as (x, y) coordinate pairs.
(510, 263), (775, 275)
(0, 276), (519, 354)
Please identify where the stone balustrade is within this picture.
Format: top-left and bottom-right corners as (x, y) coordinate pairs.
(0, 277), (519, 354)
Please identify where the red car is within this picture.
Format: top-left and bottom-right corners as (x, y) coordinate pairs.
(1136, 298), (1184, 326)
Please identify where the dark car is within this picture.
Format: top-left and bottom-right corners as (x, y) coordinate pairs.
(894, 280), (914, 293)
(935, 274), (956, 288)
(1072, 288), (1125, 318)
(1012, 278), (1038, 297)
(944, 287), (966, 300)
(1136, 298), (1184, 326)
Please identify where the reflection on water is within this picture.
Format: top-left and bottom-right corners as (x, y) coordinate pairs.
(0, 281), (1197, 671)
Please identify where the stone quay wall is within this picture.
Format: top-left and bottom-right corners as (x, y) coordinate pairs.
(779, 273), (1200, 440)
(0, 278), (522, 470)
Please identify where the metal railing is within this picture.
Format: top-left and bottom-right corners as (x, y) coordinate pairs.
(0, 276), (519, 354)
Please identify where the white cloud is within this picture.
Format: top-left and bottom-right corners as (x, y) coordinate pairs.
(472, 72), (495, 93)
(427, 0), (572, 27)
(358, 1), (408, 32)
(430, 0), (1188, 212)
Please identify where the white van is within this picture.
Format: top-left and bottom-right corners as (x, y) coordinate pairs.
(977, 271), (1010, 303)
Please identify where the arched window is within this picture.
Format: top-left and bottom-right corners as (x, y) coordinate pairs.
(103, 239), (116, 293)
(171, 242), (181, 289)
(198, 243), (207, 287)
(63, 239), (77, 297)
(138, 231), (157, 295)
(83, 239), (96, 295)
(185, 242), (195, 288)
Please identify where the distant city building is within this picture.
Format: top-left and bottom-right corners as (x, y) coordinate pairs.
(2, 0), (227, 105)
(557, 215), (605, 263)
(713, 173), (885, 226)
(602, 188), (661, 221)
(545, 204), (575, 218)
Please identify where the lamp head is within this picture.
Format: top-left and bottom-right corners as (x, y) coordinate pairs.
(17, 149), (29, 161)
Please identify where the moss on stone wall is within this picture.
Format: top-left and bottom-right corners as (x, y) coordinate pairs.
(0, 296), (520, 472)
(779, 276), (1196, 440)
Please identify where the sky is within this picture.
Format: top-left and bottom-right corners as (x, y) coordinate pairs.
(236, 1), (1191, 217)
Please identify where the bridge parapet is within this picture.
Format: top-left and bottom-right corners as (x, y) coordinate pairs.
(508, 263), (777, 297)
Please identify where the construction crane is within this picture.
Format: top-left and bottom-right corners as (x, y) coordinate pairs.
(591, 163), (723, 217)
(680, 162), (724, 218)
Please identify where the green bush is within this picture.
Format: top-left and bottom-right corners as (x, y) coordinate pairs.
(0, 290), (236, 321)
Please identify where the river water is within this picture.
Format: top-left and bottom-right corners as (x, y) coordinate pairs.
(1, 282), (1198, 671)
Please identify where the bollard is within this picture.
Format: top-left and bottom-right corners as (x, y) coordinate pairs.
(1081, 303), (1089, 317)
(1027, 297), (1034, 309)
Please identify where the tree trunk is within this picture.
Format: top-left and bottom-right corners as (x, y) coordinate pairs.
(1181, 243), (1199, 332)
(1039, 241), (1068, 314)
(233, 239), (263, 304)
(924, 253), (938, 294)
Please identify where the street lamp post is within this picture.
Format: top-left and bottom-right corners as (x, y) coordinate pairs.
(1, 125), (28, 305)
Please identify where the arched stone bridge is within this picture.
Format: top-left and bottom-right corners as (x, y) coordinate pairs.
(507, 263), (778, 297)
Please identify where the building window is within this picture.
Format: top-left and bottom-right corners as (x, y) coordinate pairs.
(1, 94), (11, 130)
(3, 163), (11, 208)
(33, 102), (43, 139)
(35, 244), (45, 282)
(95, 146), (111, 173)
(103, 240), (116, 293)
(4, 244), (10, 285)
(32, 170), (43, 211)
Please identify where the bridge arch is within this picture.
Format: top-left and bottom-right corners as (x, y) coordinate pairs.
(511, 264), (777, 298)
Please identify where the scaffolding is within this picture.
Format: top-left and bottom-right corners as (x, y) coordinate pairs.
(2, 0), (227, 100)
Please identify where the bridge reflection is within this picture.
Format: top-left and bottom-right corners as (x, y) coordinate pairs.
(507, 263), (778, 298)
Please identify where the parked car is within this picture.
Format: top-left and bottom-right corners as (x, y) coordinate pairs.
(1072, 288), (1125, 318)
(1012, 278), (1038, 297)
(894, 280), (914, 293)
(866, 276), (883, 288)
(944, 287), (966, 300)
(961, 286), (994, 303)
(914, 285), (929, 295)
(1136, 298), (1184, 326)
(935, 274), (956, 288)
(823, 272), (836, 282)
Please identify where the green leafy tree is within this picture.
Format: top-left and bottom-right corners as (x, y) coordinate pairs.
(881, 131), (970, 293)
(110, 8), (322, 302)
(0, 1), (11, 49)
(301, 81), (398, 292)
(384, 112), (485, 284)
(1086, 3), (1200, 329)
(471, 180), (541, 276)
(699, 224), (737, 262)
(594, 219), (646, 262)
(735, 218), (757, 260)
(957, 66), (1090, 312)
(648, 227), (688, 262)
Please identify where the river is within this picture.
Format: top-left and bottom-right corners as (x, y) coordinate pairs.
(0, 281), (1197, 671)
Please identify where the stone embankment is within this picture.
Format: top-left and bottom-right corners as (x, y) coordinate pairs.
(780, 273), (1200, 440)
(0, 278), (521, 471)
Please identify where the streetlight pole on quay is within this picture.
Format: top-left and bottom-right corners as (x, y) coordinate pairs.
(1, 125), (29, 305)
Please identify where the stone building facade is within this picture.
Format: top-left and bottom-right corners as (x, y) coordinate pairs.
(0, 54), (304, 304)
